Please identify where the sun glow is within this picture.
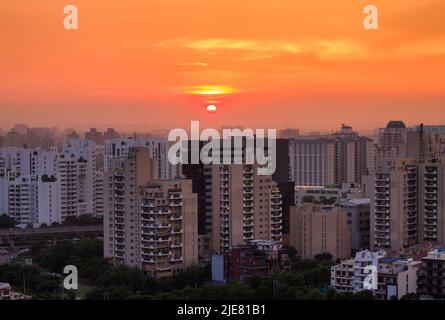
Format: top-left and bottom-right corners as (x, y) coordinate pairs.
(186, 85), (236, 95)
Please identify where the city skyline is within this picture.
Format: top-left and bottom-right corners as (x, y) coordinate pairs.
(2, 0), (445, 305)
(1, 0), (444, 131)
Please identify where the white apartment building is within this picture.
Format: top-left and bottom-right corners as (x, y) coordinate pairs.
(0, 140), (101, 224)
(353, 250), (386, 292)
(7, 175), (38, 225)
(61, 139), (96, 216)
(331, 250), (387, 294)
(331, 250), (421, 300)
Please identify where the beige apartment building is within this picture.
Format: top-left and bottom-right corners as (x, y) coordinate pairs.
(289, 203), (351, 260)
(104, 147), (198, 278)
(208, 163), (283, 253)
(419, 157), (445, 243)
(363, 157), (419, 252)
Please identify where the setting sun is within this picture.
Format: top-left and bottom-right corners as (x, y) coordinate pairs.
(206, 104), (217, 112)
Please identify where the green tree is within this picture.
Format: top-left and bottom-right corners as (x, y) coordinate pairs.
(0, 214), (16, 229)
(353, 290), (375, 300)
(295, 288), (325, 300)
(400, 293), (419, 300)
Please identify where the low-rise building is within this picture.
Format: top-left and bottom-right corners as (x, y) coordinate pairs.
(419, 248), (445, 299)
(330, 259), (355, 292)
(375, 258), (421, 300)
(211, 240), (290, 283)
(0, 249), (17, 265)
(0, 283), (25, 300)
(353, 250), (386, 291)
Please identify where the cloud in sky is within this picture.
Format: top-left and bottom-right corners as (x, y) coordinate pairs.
(159, 38), (369, 61)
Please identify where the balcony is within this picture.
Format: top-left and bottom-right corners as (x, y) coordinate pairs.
(169, 256), (183, 262)
(141, 229), (156, 236)
(141, 216), (156, 222)
(154, 223), (170, 229)
(169, 201), (183, 207)
(114, 205), (124, 212)
(141, 202), (156, 208)
(141, 258), (156, 264)
(141, 244), (156, 250)
(243, 221), (254, 227)
(169, 193), (182, 200)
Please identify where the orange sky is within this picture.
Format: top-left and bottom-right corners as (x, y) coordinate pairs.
(0, 0), (444, 132)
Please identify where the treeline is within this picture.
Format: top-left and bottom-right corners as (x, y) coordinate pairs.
(3, 240), (417, 300)
(0, 214), (102, 230)
(41, 214), (103, 228)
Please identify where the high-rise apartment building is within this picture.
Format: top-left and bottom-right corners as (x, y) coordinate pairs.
(104, 137), (177, 179)
(209, 164), (283, 253)
(419, 157), (445, 242)
(376, 121), (441, 161)
(104, 147), (198, 278)
(364, 158), (419, 252)
(60, 139), (96, 216)
(181, 138), (290, 257)
(289, 203), (351, 260)
(364, 122), (444, 254)
(289, 125), (373, 187)
(0, 139), (101, 224)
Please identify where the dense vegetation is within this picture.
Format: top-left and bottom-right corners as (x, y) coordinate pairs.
(0, 239), (414, 300)
(42, 214), (103, 228)
(0, 214), (16, 229)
